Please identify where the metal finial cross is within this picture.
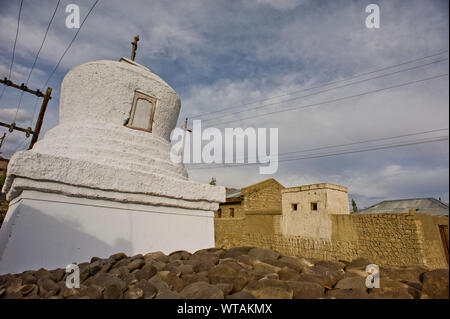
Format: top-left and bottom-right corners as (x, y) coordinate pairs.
(131, 35), (139, 61)
(181, 118), (192, 163)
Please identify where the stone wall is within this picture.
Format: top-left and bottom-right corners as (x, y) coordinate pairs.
(413, 213), (449, 268)
(333, 212), (425, 266)
(237, 233), (358, 262)
(215, 178), (283, 239)
(215, 210), (449, 269)
(214, 217), (246, 248)
(215, 202), (243, 219)
(242, 179), (284, 212)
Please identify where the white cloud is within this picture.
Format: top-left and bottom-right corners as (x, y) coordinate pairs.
(243, 0), (307, 11)
(0, 108), (32, 123)
(0, 0), (447, 206)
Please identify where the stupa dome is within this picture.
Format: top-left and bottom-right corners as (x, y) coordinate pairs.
(59, 58), (180, 142)
(2, 58), (224, 208)
(0, 56), (225, 274)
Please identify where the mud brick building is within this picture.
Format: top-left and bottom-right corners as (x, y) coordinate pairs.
(215, 178), (449, 269)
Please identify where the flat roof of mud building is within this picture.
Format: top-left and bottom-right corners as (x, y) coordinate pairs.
(282, 183), (348, 193)
(226, 189), (242, 199)
(357, 198), (449, 216)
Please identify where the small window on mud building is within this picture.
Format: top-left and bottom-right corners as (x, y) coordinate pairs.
(291, 203), (298, 211)
(229, 208), (235, 218)
(217, 209), (222, 218)
(311, 202), (318, 211)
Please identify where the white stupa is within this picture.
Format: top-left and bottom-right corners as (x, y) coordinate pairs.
(0, 57), (225, 274)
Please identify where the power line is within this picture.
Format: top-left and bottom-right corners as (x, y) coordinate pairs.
(12, 136), (28, 153)
(205, 73), (449, 127)
(0, 0), (24, 102)
(27, 0), (99, 134)
(3, 0), (99, 152)
(356, 189), (450, 199)
(271, 128), (449, 159)
(15, 0), (61, 125)
(277, 136), (449, 162)
(187, 135), (449, 170)
(283, 128), (449, 159)
(41, 0), (100, 89)
(187, 50), (449, 119)
(186, 127), (449, 166)
(1, 0), (24, 147)
(201, 58), (448, 123)
(24, 0), (61, 86)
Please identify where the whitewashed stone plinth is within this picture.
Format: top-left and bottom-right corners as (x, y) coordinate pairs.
(0, 191), (214, 274)
(0, 58), (225, 274)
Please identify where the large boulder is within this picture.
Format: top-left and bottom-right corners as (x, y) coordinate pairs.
(243, 279), (293, 299)
(155, 289), (181, 299)
(221, 247), (254, 259)
(157, 271), (185, 292)
(127, 258), (145, 272)
(235, 255), (259, 268)
(299, 264), (343, 288)
(334, 275), (367, 290)
(253, 262), (282, 276)
(148, 275), (169, 292)
(84, 273), (126, 292)
(314, 260), (345, 273)
(144, 251), (169, 263)
(169, 250), (192, 262)
(226, 291), (256, 299)
(133, 280), (157, 299)
(421, 269), (449, 299)
(286, 281), (325, 299)
(273, 256), (312, 272)
(180, 282), (224, 299)
(278, 267), (302, 281)
(134, 265), (157, 281)
(344, 258), (372, 271)
(208, 264), (249, 292)
(369, 287), (416, 299)
(381, 265), (428, 283)
(248, 247), (280, 262)
(326, 289), (369, 299)
(189, 251), (219, 271)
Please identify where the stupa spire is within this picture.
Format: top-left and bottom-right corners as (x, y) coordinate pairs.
(131, 35), (139, 61)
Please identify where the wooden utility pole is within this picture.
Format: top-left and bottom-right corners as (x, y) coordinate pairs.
(131, 35), (139, 61)
(0, 132), (6, 150)
(0, 77), (46, 98)
(181, 118), (192, 163)
(28, 87), (52, 149)
(0, 77), (52, 151)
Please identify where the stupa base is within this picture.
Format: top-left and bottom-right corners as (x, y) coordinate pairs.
(0, 190), (215, 275)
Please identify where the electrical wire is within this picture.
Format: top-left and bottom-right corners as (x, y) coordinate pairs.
(201, 58), (448, 124)
(187, 50), (449, 119)
(187, 135), (449, 170)
(0, 0), (23, 103)
(14, 0), (61, 126)
(205, 73), (449, 127)
(1, 0), (100, 153)
(186, 127), (449, 166)
(41, 0), (100, 90)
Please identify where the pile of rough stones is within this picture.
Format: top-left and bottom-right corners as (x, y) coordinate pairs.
(0, 246), (448, 299)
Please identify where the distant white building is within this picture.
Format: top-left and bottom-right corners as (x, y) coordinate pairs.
(280, 183), (350, 239)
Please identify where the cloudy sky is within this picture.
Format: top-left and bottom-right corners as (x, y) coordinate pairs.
(0, 0), (448, 208)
